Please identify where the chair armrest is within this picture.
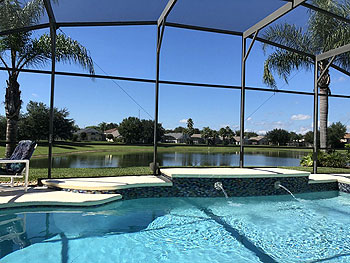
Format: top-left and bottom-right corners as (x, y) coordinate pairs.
(0, 160), (30, 164)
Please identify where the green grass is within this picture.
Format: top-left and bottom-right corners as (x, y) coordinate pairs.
(0, 143), (313, 159)
(282, 166), (350, 174)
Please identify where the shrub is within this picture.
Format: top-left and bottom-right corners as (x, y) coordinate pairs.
(300, 154), (313, 167)
(72, 134), (79, 142)
(300, 151), (349, 168)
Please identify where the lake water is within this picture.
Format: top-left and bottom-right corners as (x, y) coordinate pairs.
(30, 151), (308, 168)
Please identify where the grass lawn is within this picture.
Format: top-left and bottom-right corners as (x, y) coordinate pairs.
(0, 143), (313, 159)
(282, 166), (350, 174)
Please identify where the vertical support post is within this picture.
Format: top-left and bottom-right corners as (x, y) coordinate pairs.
(313, 59), (318, 174)
(240, 36), (246, 168)
(153, 26), (161, 175)
(48, 25), (56, 178)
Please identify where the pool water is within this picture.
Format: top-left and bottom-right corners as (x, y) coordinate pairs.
(1, 191), (350, 263)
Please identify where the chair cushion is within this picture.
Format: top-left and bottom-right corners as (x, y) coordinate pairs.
(6, 140), (36, 174)
(0, 167), (14, 175)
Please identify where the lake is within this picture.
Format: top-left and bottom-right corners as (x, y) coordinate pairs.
(30, 150), (308, 168)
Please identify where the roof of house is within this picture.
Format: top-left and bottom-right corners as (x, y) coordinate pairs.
(104, 128), (118, 134)
(249, 136), (266, 141)
(164, 133), (187, 140)
(344, 133), (350, 139)
(75, 128), (102, 135)
(191, 134), (202, 139)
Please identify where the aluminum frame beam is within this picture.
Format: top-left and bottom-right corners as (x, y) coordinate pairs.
(240, 37), (246, 167)
(317, 43), (350, 61)
(302, 2), (350, 25)
(2, 66), (350, 99)
(243, 0), (306, 38)
(158, 0), (177, 26)
(152, 0), (178, 175)
(43, 0), (57, 178)
(43, 0), (56, 24)
(313, 60), (318, 174)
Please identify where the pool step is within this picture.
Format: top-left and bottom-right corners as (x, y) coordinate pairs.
(41, 175), (173, 191)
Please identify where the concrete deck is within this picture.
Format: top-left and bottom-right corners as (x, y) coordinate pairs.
(309, 173), (350, 184)
(0, 186), (121, 209)
(161, 167), (310, 178)
(42, 175), (172, 191)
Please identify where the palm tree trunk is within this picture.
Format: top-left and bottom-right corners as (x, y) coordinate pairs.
(319, 87), (328, 150)
(5, 75), (22, 157)
(318, 61), (330, 151)
(5, 118), (18, 158)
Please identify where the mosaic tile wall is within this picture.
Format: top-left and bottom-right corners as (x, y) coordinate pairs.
(115, 177), (339, 200)
(339, 183), (350, 193)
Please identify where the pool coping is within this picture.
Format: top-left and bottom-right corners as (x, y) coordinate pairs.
(1, 168), (350, 209)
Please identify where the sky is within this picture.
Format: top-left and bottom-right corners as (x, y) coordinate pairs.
(0, 0), (350, 134)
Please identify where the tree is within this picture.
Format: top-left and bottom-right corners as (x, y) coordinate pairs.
(304, 130), (320, 146)
(266, 128), (290, 146)
(201, 127), (218, 145)
(290, 132), (302, 142)
(173, 126), (186, 133)
(80, 132), (87, 141)
(17, 101), (76, 141)
(98, 122), (118, 132)
(140, 119), (164, 144)
(262, 0), (350, 150)
(184, 118), (195, 144)
(219, 126), (234, 145)
(118, 117), (142, 144)
(327, 121), (346, 149)
(245, 132), (258, 138)
(0, 116), (6, 140)
(0, 0), (94, 156)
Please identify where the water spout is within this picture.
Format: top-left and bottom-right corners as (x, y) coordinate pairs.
(214, 182), (228, 198)
(274, 181), (298, 201)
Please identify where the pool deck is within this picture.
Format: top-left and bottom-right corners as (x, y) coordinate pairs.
(0, 185), (121, 209)
(0, 168), (348, 209)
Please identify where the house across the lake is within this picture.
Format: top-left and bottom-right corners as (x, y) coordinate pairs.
(74, 128), (105, 141)
(190, 134), (205, 144)
(104, 128), (121, 142)
(248, 136), (268, 145)
(341, 133), (350, 144)
(162, 133), (189, 143)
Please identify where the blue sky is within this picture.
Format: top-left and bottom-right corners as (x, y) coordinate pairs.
(0, 2), (350, 134)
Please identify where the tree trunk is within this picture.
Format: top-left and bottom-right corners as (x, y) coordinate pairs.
(319, 87), (328, 150)
(5, 75), (22, 158)
(318, 61), (330, 150)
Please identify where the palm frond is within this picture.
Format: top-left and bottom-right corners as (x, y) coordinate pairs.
(263, 50), (312, 88)
(262, 23), (313, 54)
(18, 33), (95, 75)
(0, 0), (45, 30)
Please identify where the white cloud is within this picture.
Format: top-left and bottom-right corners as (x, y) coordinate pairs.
(179, 119), (187, 123)
(298, 126), (312, 135)
(257, 130), (267, 135)
(247, 117), (252, 121)
(338, 76), (346, 82)
(31, 93), (38, 97)
(291, 114), (311, 121)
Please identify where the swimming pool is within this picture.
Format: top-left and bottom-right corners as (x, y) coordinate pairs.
(1, 191), (349, 262)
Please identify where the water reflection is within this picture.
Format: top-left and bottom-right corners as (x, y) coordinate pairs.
(30, 151), (308, 168)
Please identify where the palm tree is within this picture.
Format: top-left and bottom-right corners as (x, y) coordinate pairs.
(262, 0), (350, 150)
(0, 0), (94, 157)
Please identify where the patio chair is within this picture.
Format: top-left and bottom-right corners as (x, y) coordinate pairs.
(0, 140), (37, 192)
